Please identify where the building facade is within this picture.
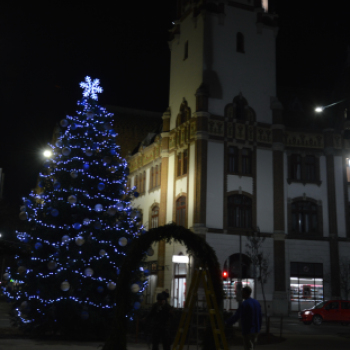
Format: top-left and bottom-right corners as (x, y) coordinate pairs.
(126, 0), (350, 314)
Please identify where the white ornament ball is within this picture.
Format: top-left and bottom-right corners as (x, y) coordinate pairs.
(61, 281), (70, 291)
(146, 247), (154, 257)
(47, 261), (57, 270)
(17, 266), (27, 274)
(131, 283), (140, 293)
(107, 206), (117, 216)
(61, 235), (70, 244)
(62, 147), (71, 156)
(68, 195), (77, 204)
(94, 204), (103, 212)
(20, 205), (26, 212)
(83, 218), (90, 226)
(107, 282), (116, 290)
(20, 301), (28, 310)
(84, 268), (94, 277)
(118, 237), (127, 247)
(85, 149), (93, 156)
(3, 273), (10, 280)
(109, 166), (116, 173)
(19, 212), (28, 221)
(116, 202), (124, 211)
(75, 237), (85, 246)
(70, 171), (78, 179)
(99, 249), (107, 256)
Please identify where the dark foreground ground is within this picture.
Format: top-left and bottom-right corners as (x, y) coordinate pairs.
(1, 300), (350, 350)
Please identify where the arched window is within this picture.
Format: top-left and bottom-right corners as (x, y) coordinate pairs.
(151, 206), (159, 229)
(236, 32), (244, 53)
(291, 201), (318, 233)
(176, 196), (186, 227)
(227, 194), (252, 228)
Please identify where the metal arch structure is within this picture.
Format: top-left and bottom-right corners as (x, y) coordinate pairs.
(103, 223), (222, 350)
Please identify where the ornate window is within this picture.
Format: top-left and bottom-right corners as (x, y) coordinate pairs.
(177, 150), (188, 177)
(225, 94), (255, 122)
(288, 198), (323, 237)
(288, 154), (320, 184)
(242, 148), (252, 175)
(228, 147), (252, 176)
(228, 146), (239, 173)
(227, 194), (252, 228)
(151, 206), (159, 229)
(176, 197), (186, 227)
(291, 201), (317, 233)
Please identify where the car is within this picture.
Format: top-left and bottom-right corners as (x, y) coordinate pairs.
(298, 300), (350, 325)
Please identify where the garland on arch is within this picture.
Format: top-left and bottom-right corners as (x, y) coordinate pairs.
(103, 223), (223, 350)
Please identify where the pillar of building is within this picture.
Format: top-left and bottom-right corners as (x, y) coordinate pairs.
(156, 108), (171, 292)
(324, 129), (341, 298)
(271, 98), (288, 315)
(192, 84), (209, 235)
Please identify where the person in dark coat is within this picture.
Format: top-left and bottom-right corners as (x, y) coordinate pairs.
(147, 292), (173, 350)
(225, 286), (262, 350)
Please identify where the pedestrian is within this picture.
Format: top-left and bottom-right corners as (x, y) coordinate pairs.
(162, 288), (170, 303)
(147, 292), (173, 350)
(225, 286), (262, 350)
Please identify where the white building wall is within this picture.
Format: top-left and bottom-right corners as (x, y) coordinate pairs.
(227, 175), (253, 194)
(285, 240), (331, 298)
(188, 142), (196, 228)
(206, 9), (276, 123)
(206, 141), (224, 229)
(256, 149), (273, 233)
(175, 176), (187, 196)
(169, 15), (204, 130)
(334, 156), (346, 237)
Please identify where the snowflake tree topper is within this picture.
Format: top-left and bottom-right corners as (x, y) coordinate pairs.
(80, 76), (103, 100)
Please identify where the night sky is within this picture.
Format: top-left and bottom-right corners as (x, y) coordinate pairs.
(0, 1), (349, 227)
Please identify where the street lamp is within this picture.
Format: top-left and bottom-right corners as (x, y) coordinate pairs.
(43, 150), (52, 158)
(315, 99), (346, 113)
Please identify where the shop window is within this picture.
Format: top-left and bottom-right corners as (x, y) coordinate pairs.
(290, 262), (323, 312)
(176, 196), (186, 227)
(227, 194), (252, 228)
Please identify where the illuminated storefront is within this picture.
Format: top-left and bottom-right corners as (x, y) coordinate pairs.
(290, 262), (323, 312)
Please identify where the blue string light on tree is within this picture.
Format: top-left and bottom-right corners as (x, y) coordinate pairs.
(3, 76), (145, 336)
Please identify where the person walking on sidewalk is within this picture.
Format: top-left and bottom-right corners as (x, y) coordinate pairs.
(225, 286), (262, 350)
(146, 293), (173, 350)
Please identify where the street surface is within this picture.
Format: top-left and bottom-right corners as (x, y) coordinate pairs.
(1, 301), (350, 349)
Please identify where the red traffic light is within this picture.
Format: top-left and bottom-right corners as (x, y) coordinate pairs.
(223, 271), (228, 279)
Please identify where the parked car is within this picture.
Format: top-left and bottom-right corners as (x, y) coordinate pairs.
(298, 300), (350, 325)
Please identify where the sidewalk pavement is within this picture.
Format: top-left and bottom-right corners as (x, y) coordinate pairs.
(0, 335), (350, 350)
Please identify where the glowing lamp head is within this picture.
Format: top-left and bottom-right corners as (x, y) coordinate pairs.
(43, 150), (52, 158)
(315, 107), (324, 113)
(223, 271), (228, 279)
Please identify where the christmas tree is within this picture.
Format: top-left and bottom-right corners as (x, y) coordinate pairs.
(3, 77), (144, 337)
